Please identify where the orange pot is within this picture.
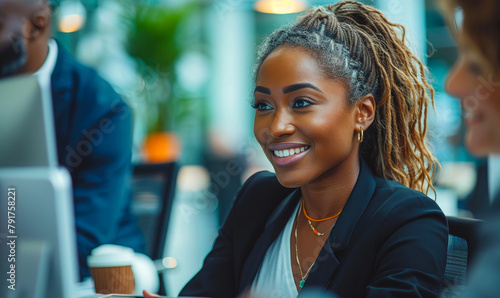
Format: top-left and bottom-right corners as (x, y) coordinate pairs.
(141, 132), (181, 163)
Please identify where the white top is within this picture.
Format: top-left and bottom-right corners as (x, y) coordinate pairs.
(488, 154), (500, 204)
(250, 203), (300, 298)
(33, 39), (58, 93)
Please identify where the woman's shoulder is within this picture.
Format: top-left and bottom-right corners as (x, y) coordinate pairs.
(238, 171), (287, 199)
(371, 176), (443, 213)
(362, 176), (448, 240)
(242, 170), (281, 187)
(232, 170), (296, 210)
(374, 176), (431, 198)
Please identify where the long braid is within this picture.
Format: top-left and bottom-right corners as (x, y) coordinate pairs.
(254, 0), (438, 194)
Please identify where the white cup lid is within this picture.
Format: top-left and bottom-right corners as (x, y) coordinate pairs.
(87, 244), (135, 268)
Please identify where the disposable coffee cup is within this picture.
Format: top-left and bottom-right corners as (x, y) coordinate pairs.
(87, 245), (136, 294)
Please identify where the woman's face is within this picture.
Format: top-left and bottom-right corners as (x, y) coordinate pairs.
(253, 46), (359, 188)
(445, 47), (500, 156)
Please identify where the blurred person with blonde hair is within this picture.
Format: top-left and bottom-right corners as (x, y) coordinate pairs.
(442, 0), (500, 213)
(441, 0), (500, 296)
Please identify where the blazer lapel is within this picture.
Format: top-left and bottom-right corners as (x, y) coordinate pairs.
(239, 189), (302, 292)
(301, 160), (377, 293)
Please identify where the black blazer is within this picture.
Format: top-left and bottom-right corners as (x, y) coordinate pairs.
(464, 159), (500, 219)
(180, 161), (448, 297)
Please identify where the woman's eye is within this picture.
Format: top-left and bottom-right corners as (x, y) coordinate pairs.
(466, 61), (483, 76)
(293, 99), (312, 108)
(251, 102), (272, 111)
(461, 53), (484, 76)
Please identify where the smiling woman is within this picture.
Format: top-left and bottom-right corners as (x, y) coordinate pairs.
(253, 46), (363, 189)
(441, 0), (500, 156)
(166, 1), (448, 298)
(438, 0), (500, 296)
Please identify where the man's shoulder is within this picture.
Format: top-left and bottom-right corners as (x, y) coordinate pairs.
(51, 43), (123, 105)
(53, 44), (100, 83)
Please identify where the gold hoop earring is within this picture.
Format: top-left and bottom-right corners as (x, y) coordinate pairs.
(357, 128), (364, 143)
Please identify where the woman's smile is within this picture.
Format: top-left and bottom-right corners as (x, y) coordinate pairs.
(269, 143), (311, 167)
(446, 51), (500, 155)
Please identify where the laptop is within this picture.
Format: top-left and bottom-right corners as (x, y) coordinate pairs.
(0, 75), (78, 298)
(0, 75), (58, 167)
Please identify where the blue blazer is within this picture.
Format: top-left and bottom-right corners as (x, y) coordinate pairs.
(180, 160), (448, 297)
(51, 42), (145, 279)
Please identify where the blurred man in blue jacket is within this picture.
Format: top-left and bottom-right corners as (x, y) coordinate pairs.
(0, 0), (145, 279)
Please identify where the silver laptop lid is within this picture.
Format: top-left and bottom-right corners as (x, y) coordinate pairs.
(0, 75), (57, 167)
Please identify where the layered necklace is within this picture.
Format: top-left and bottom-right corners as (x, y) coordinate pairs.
(294, 200), (342, 288)
(302, 200), (342, 236)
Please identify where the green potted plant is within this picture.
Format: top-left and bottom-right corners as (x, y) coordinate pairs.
(121, 1), (198, 162)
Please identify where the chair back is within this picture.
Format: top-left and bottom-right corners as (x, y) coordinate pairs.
(131, 162), (179, 295)
(443, 216), (483, 291)
(131, 162), (179, 260)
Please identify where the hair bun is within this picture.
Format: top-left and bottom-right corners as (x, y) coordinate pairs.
(298, 6), (336, 31)
(316, 11), (331, 23)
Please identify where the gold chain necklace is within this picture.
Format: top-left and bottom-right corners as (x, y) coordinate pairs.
(294, 202), (315, 288)
(307, 219), (335, 236)
(300, 201), (337, 236)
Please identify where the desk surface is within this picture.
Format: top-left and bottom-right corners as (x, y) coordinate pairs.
(76, 279), (188, 298)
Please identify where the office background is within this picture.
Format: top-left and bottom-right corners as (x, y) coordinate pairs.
(49, 0), (477, 295)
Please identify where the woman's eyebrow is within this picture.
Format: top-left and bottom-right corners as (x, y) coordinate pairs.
(254, 83), (323, 95)
(283, 83), (323, 94)
(254, 86), (271, 94)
